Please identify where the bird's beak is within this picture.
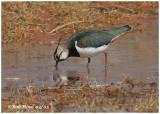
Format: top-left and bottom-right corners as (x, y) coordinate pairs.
(55, 61), (58, 70)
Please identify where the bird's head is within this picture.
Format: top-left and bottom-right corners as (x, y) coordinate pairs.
(54, 39), (69, 69)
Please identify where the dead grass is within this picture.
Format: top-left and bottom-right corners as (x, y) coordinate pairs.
(2, 2), (158, 46)
(2, 76), (158, 112)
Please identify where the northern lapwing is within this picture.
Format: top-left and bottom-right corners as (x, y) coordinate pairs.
(54, 25), (131, 73)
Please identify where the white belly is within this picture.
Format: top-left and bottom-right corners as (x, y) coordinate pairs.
(75, 41), (109, 57)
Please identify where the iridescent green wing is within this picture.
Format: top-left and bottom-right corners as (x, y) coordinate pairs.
(76, 31), (113, 48)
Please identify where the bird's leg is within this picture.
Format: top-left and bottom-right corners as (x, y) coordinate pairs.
(86, 57), (91, 81)
(87, 58), (91, 72)
(87, 57), (91, 66)
(104, 53), (107, 80)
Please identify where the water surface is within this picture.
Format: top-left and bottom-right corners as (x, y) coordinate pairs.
(2, 20), (158, 91)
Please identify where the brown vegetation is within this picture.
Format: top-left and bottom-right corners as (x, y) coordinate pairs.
(2, 76), (158, 112)
(2, 2), (158, 46)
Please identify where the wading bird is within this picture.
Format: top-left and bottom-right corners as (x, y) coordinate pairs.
(54, 25), (131, 77)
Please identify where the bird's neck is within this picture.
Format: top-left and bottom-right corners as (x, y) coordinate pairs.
(68, 47), (80, 57)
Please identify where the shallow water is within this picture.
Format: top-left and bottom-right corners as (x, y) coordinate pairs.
(2, 20), (158, 92)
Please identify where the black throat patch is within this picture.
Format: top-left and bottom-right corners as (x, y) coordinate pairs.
(68, 47), (80, 57)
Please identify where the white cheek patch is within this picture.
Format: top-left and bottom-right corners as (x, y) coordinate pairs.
(75, 41), (109, 57)
(60, 50), (69, 60)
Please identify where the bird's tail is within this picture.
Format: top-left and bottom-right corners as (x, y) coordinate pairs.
(105, 25), (131, 43)
(105, 25), (131, 36)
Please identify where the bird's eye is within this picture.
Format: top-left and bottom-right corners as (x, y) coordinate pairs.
(56, 55), (59, 60)
(54, 54), (58, 61)
(54, 55), (58, 60)
(54, 52), (62, 61)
